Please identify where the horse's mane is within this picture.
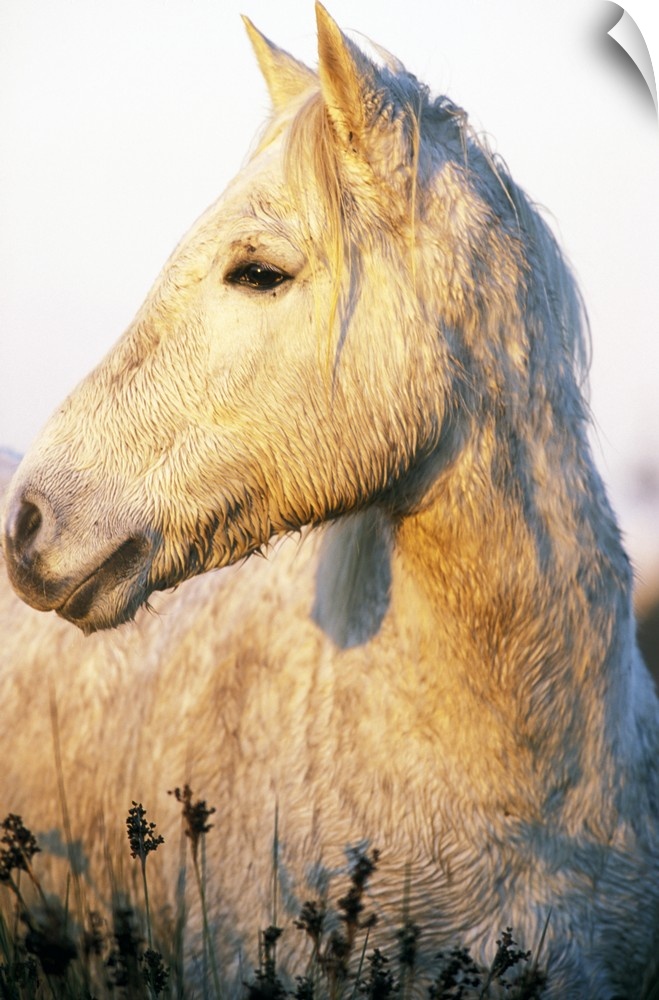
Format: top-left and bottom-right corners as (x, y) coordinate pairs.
(258, 62), (590, 395)
(489, 150), (592, 386)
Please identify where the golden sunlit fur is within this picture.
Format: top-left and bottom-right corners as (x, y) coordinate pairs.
(2, 6), (658, 996)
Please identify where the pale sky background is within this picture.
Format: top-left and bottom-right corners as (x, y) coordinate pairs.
(0, 0), (658, 592)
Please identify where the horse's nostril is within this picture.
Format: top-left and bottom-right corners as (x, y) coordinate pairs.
(18, 502), (42, 544)
(2, 491), (60, 606)
(8, 499), (44, 559)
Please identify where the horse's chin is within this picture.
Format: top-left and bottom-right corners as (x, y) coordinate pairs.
(3, 532), (152, 634)
(50, 537), (153, 633)
(60, 543), (219, 633)
(56, 578), (147, 634)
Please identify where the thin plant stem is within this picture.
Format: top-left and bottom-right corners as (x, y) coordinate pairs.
(5, 869), (33, 917)
(531, 908), (552, 976)
(49, 687), (86, 932)
(200, 835), (208, 1000)
(141, 856), (153, 950)
(8, 869), (29, 935)
(348, 923), (371, 1000)
(173, 830), (188, 1000)
(399, 861), (417, 1000)
(192, 847), (222, 1000)
(271, 800), (279, 976)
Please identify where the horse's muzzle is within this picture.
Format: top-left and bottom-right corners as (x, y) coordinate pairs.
(3, 490), (152, 632)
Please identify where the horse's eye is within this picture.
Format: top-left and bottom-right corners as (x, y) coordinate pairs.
(226, 262), (291, 290)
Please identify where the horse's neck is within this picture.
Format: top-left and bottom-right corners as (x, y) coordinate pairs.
(315, 427), (636, 762)
(315, 436), (633, 659)
(395, 425), (633, 672)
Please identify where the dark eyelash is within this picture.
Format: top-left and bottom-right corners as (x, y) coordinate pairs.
(225, 261), (292, 290)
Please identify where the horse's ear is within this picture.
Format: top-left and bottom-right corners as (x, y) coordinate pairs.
(242, 17), (317, 112)
(315, 3), (411, 172)
(315, 4), (371, 147)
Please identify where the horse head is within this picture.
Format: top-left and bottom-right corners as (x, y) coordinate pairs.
(3, 3), (587, 639)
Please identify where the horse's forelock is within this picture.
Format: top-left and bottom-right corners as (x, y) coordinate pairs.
(277, 85), (426, 347)
(277, 75), (590, 429)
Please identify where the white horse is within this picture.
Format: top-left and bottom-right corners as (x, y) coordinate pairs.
(2, 5), (658, 996)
